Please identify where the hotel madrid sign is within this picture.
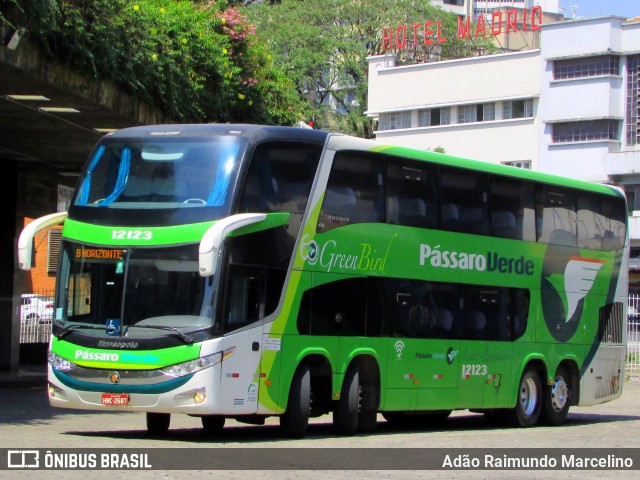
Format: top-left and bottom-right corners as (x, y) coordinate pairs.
(381, 6), (542, 50)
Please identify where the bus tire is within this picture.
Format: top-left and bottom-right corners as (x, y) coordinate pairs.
(541, 366), (571, 426)
(382, 412), (411, 428)
(484, 409), (507, 426)
(507, 366), (542, 428)
(357, 408), (378, 432)
(334, 365), (360, 436)
(146, 412), (171, 435)
(201, 415), (225, 433)
(280, 363), (311, 439)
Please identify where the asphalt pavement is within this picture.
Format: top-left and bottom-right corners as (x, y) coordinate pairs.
(0, 364), (639, 479)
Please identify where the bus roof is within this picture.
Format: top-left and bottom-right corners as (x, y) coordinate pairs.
(105, 123), (331, 144)
(105, 124), (623, 200)
(370, 144), (624, 199)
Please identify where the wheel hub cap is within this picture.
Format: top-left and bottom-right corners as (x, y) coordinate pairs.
(551, 377), (568, 411)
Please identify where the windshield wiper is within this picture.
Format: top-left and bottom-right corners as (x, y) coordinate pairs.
(126, 324), (200, 345)
(57, 324), (107, 340)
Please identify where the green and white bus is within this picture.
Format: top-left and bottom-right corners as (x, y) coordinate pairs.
(18, 124), (629, 437)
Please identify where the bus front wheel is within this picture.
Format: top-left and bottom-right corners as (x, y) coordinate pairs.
(334, 365), (360, 436)
(146, 412), (171, 435)
(507, 366), (542, 428)
(201, 415), (225, 433)
(541, 366), (571, 426)
(280, 363), (311, 439)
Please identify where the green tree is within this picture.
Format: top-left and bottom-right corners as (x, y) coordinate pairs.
(245, 0), (495, 137)
(1, 0), (305, 125)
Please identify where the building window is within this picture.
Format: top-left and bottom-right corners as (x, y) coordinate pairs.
(418, 107), (451, 127)
(458, 103), (495, 124)
(551, 120), (619, 143)
(626, 55), (640, 146)
(458, 105), (476, 124)
(624, 185), (640, 213)
(503, 99), (533, 119)
(553, 55), (620, 80)
(378, 111), (411, 130)
(502, 160), (532, 169)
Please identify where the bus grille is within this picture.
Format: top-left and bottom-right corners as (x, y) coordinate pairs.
(599, 302), (623, 344)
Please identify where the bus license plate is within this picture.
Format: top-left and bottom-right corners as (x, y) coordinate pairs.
(101, 393), (129, 406)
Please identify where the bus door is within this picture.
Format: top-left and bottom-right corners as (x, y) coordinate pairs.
(483, 287), (528, 408)
(414, 338), (460, 411)
(217, 264), (266, 414)
(482, 339), (513, 409)
(456, 341), (486, 409)
(407, 282), (460, 411)
(456, 289), (491, 409)
(384, 282), (421, 411)
(456, 288), (516, 409)
(383, 279), (463, 411)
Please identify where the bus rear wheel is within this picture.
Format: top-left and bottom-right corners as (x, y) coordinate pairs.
(541, 366), (571, 426)
(506, 366), (542, 427)
(334, 365), (360, 436)
(146, 412), (170, 435)
(280, 363), (311, 439)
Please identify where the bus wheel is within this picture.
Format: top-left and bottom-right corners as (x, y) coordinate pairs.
(280, 363), (311, 439)
(146, 412), (171, 435)
(201, 415), (225, 433)
(507, 366), (542, 427)
(541, 366), (571, 426)
(484, 409), (507, 426)
(334, 365), (360, 436)
(382, 412), (411, 428)
(357, 408), (378, 432)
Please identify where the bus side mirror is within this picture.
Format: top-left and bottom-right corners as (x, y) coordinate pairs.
(198, 213), (267, 277)
(18, 212), (68, 270)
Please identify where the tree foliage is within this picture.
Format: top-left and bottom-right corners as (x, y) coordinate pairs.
(2, 0), (497, 135)
(1, 0), (304, 125)
(244, 0), (496, 137)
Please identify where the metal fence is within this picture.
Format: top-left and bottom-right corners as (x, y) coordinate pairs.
(17, 290), (640, 372)
(19, 289), (54, 344)
(627, 294), (640, 373)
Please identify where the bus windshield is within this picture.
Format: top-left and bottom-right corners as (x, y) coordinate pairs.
(56, 242), (220, 339)
(73, 135), (247, 212)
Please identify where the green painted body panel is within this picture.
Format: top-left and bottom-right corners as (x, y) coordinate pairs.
(62, 213), (290, 247)
(51, 336), (202, 370)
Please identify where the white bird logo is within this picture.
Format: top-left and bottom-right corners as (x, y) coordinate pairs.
(548, 257), (605, 322)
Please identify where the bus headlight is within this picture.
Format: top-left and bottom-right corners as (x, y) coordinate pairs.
(162, 352), (223, 378)
(48, 351), (74, 371)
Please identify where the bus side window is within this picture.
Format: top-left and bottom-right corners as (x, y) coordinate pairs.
(298, 277), (382, 337)
(366, 278), (388, 337)
(298, 278), (366, 336)
(536, 187), (577, 246)
(489, 176), (535, 241)
(223, 264), (265, 332)
(318, 151), (383, 233)
(386, 161), (437, 229)
(578, 194), (627, 251)
(239, 141), (322, 214)
(439, 168), (489, 235)
(511, 288), (530, 340)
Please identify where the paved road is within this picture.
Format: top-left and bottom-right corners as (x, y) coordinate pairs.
(1, 380), (639, 479)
